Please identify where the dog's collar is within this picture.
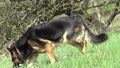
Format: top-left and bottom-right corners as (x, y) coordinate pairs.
(14, 46), (26, 63)
(15, 46), (22, 58)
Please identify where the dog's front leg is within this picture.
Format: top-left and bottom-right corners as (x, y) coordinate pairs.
(27, 53), (38, 68)
(45, 42), (56, 64)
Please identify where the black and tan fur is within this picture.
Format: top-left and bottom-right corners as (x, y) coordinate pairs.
(7, 16), (108, 68)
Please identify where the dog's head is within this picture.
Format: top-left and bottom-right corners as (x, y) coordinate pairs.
(7, 46), (25, 68)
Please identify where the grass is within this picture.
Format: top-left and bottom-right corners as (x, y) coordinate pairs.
(0, 31), (120, 68)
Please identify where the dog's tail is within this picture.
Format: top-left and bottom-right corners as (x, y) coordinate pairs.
(86, 28), (108, 44)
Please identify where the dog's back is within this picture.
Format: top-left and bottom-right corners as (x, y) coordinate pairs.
(30, 16), (83, 42)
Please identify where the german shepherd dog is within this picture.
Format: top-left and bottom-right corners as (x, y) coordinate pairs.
(7, 16), (108, 68)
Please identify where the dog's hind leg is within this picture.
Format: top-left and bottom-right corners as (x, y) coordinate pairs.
(68, 40), (87, 53)
(81, 40), (87, 53)
(61, 31), (68, 43)
(45, 41), (56, 64)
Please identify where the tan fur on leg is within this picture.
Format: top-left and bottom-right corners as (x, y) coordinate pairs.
(45, 42), (56, 64)
(68, 40), (86, 53)
(27, 40), (46, 52)
(28, 39), (56, 64)
(81, 40), (87, 53)
(39, 38), (51, 43)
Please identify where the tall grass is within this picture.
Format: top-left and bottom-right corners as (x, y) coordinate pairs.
(0, 31), (120, 68)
